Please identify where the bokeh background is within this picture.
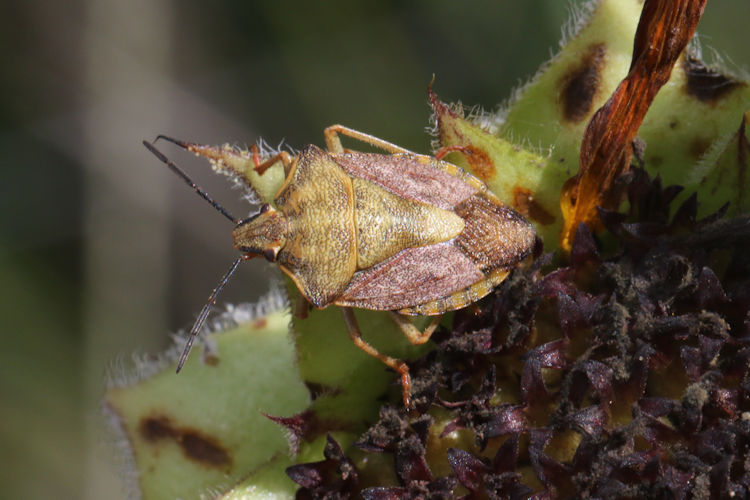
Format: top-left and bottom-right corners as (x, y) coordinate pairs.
(1, 1), (748, 498)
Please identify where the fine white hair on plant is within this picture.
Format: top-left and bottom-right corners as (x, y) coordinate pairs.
(102, 283), (291, 498)
(254, 136), (298, 163)
(105, 282), (290, 390)
(686, 35), (749, 82)
(465, 103), (496, 133)
(204, 143), (261, 204)
(560, 0), (598, 49)
(205, 279), (289, 334)
(482, 0), (600, 129)
(429, 1), (610, 143)
(428, 1), (604, 152)
(426, 105), (440, 149)
(427, 99), (468, 154)
(102, 400), (142, 500)
(685, 128), (736, 187)
(210, 138), (297, 206)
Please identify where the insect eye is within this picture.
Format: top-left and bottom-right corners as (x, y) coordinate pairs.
(259, 203), (271, 214)
(264, 248), (278, 262)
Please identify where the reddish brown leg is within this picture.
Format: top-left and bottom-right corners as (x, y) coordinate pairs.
(389, 313), (442, 345)
(340, 307), (412, 407)
(293, 293), (310, 319)
(251, 144), (293, 176)
(324, 124), (412, 155)
(434, 145), (472, 161)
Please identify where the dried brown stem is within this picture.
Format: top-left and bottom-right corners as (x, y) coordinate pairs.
(560, 0), (707, 251)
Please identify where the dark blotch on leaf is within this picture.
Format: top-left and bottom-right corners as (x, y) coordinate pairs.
(559, 43), (607, 123)
(455, 144), (495, 182)
(179, 431), (232, 468)
(140, 416), (178, 441)
(683, 54), (745, 104)
(138, 415), (232, 469)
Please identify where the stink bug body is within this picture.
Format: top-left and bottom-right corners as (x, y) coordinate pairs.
(144, 125), (535, 405)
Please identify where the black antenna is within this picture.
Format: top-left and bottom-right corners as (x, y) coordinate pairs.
(143, 137), (249, 371)
(143, 139), (238, 224)
(176, 256), (245, 372)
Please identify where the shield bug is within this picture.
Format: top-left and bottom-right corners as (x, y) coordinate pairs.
(143, 125), (535, 405)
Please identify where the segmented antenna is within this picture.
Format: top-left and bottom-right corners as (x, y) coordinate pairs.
(143, 138), (248, 372)
(143, 139), (238, 223)
(176, 256), (245, 372)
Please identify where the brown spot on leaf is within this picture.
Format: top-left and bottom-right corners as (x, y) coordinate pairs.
(435, 144), (495, 181)
(513, 187), (556, 225)
(683, 55), (744, 104)
(252, 317), (267, 329)
(203, 353), (220, 366)
(140, 416), (177, 441)
(559, 43), (607, 123)
(139, 415), (232, 469)
(179, 431), (232, 467)
(462, 146), (495, 181)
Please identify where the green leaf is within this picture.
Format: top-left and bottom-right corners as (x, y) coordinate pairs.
(219, 453), (298, 499)
(106, 305), (309, 499)
(686, 111), (750, 217)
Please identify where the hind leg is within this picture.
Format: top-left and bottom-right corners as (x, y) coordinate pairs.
(389, 312), (442, 345)
(340, 308), (413, 406)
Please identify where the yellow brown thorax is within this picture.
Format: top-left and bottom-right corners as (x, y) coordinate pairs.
(275, 146), (357, 307)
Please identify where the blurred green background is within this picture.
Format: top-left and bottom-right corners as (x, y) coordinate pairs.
(1, 1), (747, 498)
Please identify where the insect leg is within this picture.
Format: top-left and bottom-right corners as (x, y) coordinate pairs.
(340, 307), (413, 406)
(389, 312), (442, 345)
(293, 293), (310, 319)
(324, 124), (412, 155)
(250, 144), (294, 176)
(433, 145), (473, 161)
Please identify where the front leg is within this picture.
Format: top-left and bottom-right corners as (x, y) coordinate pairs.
(324, 124), (412, 155)
(250, 144), (294, 176)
